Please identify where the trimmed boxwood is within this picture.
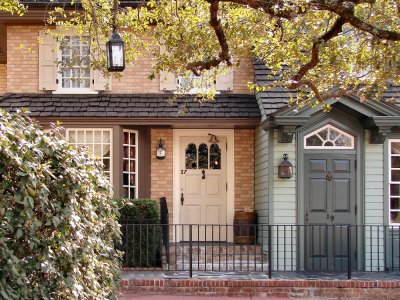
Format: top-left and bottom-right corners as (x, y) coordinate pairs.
(118, 198), (161, 267)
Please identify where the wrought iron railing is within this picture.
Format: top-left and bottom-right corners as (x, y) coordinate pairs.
(119, 224), (400, 278)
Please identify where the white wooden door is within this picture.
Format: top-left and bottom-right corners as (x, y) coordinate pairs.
(180, 136), (227, 241)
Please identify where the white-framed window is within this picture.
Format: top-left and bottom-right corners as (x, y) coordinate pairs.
(389, 140), (400, 225)
(66, 128), (113, 181)
(122, 130), (138, 199)
(176, 73), (216, 94)
(304, 124), (354, 149)
(57, 35), (92, 92)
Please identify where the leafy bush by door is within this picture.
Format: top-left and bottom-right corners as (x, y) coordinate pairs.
(0, 109), (121, 300)
(119, 199), (161, 267)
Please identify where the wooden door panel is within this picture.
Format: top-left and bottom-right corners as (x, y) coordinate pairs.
(332, 159), (350, 173)
(332, 179), (351, 212)
(309, 179), (327, 213)
(309, 159), (327, 173)
(206, 174), (221, 196)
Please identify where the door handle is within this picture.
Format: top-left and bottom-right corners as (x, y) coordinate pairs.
(326, 171), (333, 182)
(305, 212), (309, 224)
(202, 169), (205, 179)
(181, 191), (184, 206)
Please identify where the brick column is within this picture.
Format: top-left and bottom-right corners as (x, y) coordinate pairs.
(234, 129), (255, 211)
(150, 128), (174, 225)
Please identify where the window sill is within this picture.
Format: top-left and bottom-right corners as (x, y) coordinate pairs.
(52, 90), (99, 95)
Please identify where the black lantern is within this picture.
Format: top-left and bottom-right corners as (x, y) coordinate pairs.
(106, 29), (125, 72)
(156, 139), (166, 160)
(278, 154), (293, 179)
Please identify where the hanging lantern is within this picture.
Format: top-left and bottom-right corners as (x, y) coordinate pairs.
(278, 154), (293, 178)
(156, 139), (166, 160)
(106, 29), (125, 72)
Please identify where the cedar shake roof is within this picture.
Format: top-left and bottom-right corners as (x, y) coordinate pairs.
(253, 59), (400, 119)
(0, 93), (260, 119)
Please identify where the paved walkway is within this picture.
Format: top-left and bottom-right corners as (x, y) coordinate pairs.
(119, 295), (291, 300)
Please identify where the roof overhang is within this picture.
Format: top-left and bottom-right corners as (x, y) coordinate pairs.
(262, 96), (400, 144)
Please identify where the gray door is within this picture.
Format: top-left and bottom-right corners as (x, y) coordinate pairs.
(304, 154), (356, 271)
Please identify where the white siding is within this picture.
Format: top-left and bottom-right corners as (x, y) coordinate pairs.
(364, 130), (385, 271)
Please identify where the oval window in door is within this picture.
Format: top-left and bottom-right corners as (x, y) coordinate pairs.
(185, 143), (197, 169)
(210, 144), (221, 169)
(198, 143), (208, 169)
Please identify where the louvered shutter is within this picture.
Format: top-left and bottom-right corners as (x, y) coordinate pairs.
(93, 69), (111, 91)
(159, 46), (177, 91)
(216, 66), (233, 91)
(38, 30), (57, 91)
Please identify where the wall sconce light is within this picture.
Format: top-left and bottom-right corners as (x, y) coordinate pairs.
(278, 154), (293, 179)
(208, 133), (219, 143)
(156, 139), (166, 160)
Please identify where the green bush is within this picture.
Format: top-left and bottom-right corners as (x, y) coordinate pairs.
(119, 199), (161, 267)
(0, 109), (121, 299)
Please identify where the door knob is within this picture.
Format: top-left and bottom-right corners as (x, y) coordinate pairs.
(326, 171), (333, 182)
(202, 169), (205, 179)
(180, 192), (184, 206)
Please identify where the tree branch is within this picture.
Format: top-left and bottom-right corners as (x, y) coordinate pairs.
(292, 16), (346, 83)
(186, 0), (231, 75)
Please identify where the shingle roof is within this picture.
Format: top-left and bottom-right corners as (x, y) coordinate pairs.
(0, 93), (260, 119)
(253, 59), (400, 118)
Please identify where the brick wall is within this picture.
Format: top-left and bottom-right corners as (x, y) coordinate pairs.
(4, 25), (255, 94)
(233, 56), (254, 94)
(120, 278), (400, 299)
(150, 128), (173, 224)
(7, 25), (42, 93)
(0, 64), (6, 93)
(234, 129), (255, 211)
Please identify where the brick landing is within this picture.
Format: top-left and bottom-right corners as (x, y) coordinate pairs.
(120, 271), (400, 299)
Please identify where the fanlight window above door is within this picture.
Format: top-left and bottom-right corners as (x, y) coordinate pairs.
(185, 143), (221, 170)
(304, 124), (354, 149)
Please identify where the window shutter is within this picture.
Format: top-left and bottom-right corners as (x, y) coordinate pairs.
(38, 30), (57, 91)
(93, 69), (111, 91)
(159, 46), (177, 91)
(160, 70), (177, 91)
(216, 66), (233, 92)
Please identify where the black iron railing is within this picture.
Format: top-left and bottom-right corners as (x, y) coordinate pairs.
(119, 224), (400, 278)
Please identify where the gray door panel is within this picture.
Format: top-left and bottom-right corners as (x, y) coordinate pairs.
(305, 154), (356, 271)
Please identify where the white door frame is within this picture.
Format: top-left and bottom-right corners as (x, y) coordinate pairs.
(173, 129), (235, 240)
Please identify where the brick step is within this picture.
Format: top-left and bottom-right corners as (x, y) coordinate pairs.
(167, 253), (267, 264)
(166, 244), (264, 255)
(167, 261), (269, 271)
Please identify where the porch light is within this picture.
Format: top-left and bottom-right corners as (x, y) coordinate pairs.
(278, 154), (293, 179)
(106, 29), (125, 72)
(156, 139), (166, 160)
(208, 133), (219, 143)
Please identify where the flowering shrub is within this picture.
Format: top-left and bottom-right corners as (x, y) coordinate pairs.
(0, 109), (121, 299)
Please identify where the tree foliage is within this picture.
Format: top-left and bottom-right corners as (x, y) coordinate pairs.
(5, 1), (400, 108)
(0, 109), (121, 299)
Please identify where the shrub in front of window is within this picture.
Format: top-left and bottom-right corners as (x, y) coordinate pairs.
(119, 199), (161, 267)
(0, 109), (121, 300)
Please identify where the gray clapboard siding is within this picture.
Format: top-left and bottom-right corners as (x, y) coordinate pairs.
(254, 126), (269, 225)
(272, 129), (296, 225)
(364, 130), (385, 270)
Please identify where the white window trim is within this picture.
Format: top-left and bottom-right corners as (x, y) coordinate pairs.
(122, 129), (139, 199)
(389, 139), (400, 226)
(55, 34), (94, 94)
(304, 124), (355, 149)
(66, 128), (113, 184)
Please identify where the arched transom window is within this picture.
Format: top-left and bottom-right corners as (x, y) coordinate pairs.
(304, 124), (354, 149)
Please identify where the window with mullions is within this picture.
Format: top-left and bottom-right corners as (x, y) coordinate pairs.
(59, 36), (91, 90)
(122, 130), (138, 199)
(304, 124), (354, 149)
(67, 129), (112, 181)
(389, 140), (400, 225)
(185, 143), (221, 170)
